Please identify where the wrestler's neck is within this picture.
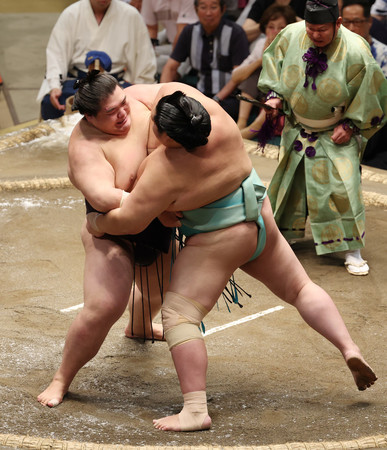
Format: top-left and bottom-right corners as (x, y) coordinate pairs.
(146, 118), (158, 153)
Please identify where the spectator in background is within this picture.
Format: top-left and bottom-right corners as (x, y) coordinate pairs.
(120, 0), (142, 10)
(341, 0), (387, 169)
(338, 0), (387, 44)
(224, 0), (241, 19)
(371, 0), (387, 25)
(37, 0), (156, 120)
(369, 13), (387, 44)
(232, 4), (296, 137)
(160, 0), (250, 121)
(242, 0), (305, 41)
(141, 0), (198, 77)
(342, 0), (387, 75)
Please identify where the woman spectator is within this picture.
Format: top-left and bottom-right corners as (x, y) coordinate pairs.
(242, 0), (305, 41)
(232, 4), (296, 138)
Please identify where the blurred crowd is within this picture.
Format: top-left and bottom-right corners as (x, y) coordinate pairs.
(38, 0), (387, 170)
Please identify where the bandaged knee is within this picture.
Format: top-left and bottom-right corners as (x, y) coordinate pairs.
(162, 291), (209, 350)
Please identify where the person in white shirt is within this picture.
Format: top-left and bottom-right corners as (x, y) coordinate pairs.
(37, 0), (156, 120)
(141, 0), (198, 77)
(371, 0), (387, 25)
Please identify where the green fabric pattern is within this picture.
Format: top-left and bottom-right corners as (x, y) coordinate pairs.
(259, 21), (387, 255)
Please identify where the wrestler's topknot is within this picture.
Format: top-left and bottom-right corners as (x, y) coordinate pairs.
(154, 91), (211, 151)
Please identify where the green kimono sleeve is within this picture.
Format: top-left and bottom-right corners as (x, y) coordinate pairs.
(258, 29), (294, 116)
(343, 61), (387, 140)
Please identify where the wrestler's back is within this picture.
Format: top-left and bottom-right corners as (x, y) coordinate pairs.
(138, 83), (253, 213)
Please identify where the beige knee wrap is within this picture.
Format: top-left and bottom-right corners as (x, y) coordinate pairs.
(161, 291), (209, 350)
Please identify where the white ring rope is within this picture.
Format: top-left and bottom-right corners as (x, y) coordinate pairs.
(0, 432), (386, 450)
(0, 123), (55, 151)
(0, 177), (73, 192)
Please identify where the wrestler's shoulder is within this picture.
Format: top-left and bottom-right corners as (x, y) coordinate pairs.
(124, 83), (162, 103)
(69, 118), (117, 158)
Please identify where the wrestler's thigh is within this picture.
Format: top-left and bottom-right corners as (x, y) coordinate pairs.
(241, 197), (310, 303)
(168, 222), (258, 311)
(133, 241), (175, 303)
(81, 221), (134, 310)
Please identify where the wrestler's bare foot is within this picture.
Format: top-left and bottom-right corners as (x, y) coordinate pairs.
(344, 351), (377, 391)
(37, 378), (68, 408)
(154, 391), (211, 431)
(125, 322), (165, 341)
(153, 413), (212, 432)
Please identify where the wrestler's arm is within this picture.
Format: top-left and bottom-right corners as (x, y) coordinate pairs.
(68, 127), (123, 212)
(88, 157), (178, 235)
